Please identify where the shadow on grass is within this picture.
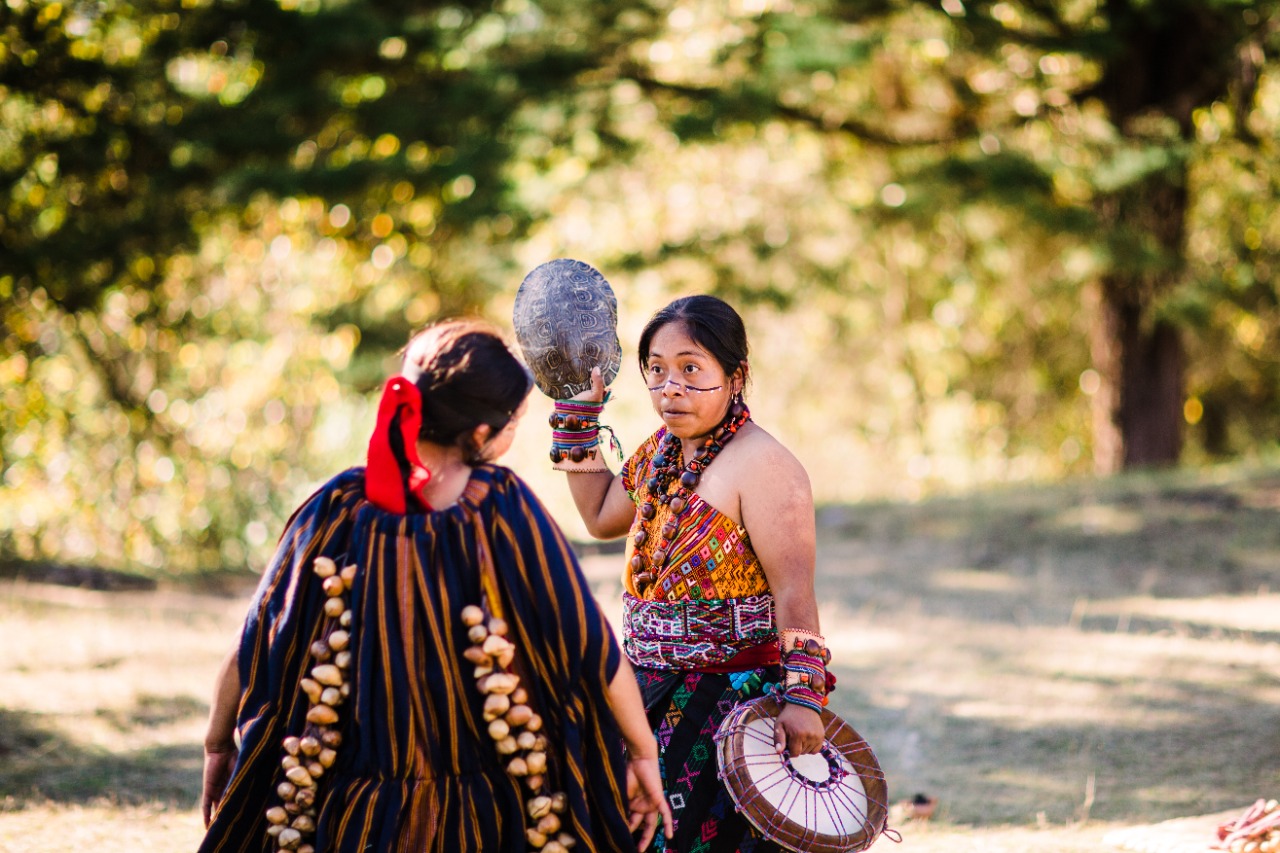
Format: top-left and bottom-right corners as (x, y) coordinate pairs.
(814, 464), (1280, 828)
(95, 694), (208, 733)
(0, 556), (264, 598)
(0, 705), (202, 809)
(817, 463), (1280, 633)
(842, 677), (1280, 827)
(0, 559), (157, 592)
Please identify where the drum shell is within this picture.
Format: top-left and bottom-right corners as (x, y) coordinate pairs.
(715, 695), (890, 853)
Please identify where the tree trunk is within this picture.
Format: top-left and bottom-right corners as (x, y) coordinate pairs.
(1087, 282), (1185, 473)
(1080, 2), (1246, 472)
(1088, 177), (1188, 473)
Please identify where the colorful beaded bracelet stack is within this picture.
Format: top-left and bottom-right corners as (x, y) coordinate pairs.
(776, 628), (834, 714)
(548, 396), (620, 469)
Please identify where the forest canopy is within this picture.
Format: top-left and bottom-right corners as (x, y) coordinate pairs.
(3, 0), (1279, 575)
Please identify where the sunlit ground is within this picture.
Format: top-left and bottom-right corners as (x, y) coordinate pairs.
(2, 462), (1278, 852)
(0, 584), (242, 851)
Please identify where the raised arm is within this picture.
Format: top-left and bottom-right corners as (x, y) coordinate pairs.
(557, 368), (637, 540)
(564, 471), (634, 540)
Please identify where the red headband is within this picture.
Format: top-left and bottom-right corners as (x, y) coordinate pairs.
(366, 376), (434, 513)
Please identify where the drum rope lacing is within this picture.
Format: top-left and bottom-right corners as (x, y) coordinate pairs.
(715, 696), (900, 852)
(729, 722), (882, 842)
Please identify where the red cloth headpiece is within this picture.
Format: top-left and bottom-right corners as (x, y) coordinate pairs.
(366, 376), (434, 513)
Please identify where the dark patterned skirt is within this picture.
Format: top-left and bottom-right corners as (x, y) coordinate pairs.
(635, 666), (786, 853)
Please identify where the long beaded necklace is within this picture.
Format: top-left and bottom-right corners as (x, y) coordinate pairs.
(630, 398), (750, 596)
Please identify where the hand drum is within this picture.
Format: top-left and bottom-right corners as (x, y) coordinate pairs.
(715, 695), (891, 853)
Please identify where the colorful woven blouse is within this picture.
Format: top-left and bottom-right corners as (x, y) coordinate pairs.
(621, 428), (771, 602)
(619, 429), (777, 672)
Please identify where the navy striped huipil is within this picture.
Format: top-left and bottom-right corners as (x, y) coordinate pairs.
(199, 465), (633, 852)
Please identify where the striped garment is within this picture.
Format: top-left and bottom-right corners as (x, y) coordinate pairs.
(199, 466), (633, 853)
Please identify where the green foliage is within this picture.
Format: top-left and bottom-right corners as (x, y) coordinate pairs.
(0, 0), (631, 572)
(4, 0), (1280, 573)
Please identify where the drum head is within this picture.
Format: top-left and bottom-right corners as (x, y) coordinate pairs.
(715, 695), (889, 853)
(512, 259), (622, 400)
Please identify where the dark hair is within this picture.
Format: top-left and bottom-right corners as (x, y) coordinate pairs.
(637, 295), (750, 389)
(401, 320), (533, 463)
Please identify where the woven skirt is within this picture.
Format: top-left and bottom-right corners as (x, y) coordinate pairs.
(635, 666), (786, 853)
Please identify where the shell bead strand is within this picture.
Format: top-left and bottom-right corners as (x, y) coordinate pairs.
(462, 604), (575, 851)
(629, 401), (749, 596)
(265, 556), (356, 853)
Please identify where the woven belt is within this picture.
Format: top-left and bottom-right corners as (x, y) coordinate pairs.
(622, 592), (778, 672)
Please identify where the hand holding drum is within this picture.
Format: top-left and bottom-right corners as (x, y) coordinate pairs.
(715, 695), (891, 853)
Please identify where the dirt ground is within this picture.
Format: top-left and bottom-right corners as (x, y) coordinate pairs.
(2, 462), (1278, 852)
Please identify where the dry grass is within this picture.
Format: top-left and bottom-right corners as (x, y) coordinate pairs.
(2, 462), (1279, 851)
(0, 584), (243, 851)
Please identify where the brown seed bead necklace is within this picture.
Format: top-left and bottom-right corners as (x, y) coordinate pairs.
(630, 399), (750, 596)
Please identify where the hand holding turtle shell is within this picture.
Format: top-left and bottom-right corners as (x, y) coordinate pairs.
(512, 259), (623, 400)
(569, 367), (607, 405)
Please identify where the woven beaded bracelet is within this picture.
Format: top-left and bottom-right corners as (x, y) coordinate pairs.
(548, 395), (621, 465)
(777, 628), (834, 713)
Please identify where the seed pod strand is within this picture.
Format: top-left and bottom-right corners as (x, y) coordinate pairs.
(461, 601), (575, 851)
(267, 562), (358, 852)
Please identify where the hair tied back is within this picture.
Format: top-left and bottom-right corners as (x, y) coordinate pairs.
(365, 376), (434, 513)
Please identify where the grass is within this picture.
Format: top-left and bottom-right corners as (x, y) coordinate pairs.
(2, 461), (1279, 851)
(0, 584), (243, 850)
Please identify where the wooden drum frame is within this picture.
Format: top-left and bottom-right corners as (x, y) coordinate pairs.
(715, 695), (890, 853)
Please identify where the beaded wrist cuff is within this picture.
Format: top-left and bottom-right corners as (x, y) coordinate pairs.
(776, 628), (834, 713)
(548, 396), (621, 466)
(551, 457), (610, 473)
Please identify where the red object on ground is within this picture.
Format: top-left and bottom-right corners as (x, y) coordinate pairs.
(1214, 798), (1280, 849)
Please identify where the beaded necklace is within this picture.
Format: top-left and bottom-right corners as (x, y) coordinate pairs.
(630, 398), (750, 596)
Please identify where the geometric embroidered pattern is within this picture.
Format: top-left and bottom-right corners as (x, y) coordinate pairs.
(638, 667), (784, 853)
(622, 592), (777, 670)
(621, 428), (771, 601)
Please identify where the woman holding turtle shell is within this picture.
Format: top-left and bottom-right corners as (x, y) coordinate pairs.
(550, 295), (834, 853)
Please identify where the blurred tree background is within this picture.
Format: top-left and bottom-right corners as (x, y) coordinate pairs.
(2, 0), (1279, 577)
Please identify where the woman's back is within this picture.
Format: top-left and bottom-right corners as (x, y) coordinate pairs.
(202, 466), (634, 853)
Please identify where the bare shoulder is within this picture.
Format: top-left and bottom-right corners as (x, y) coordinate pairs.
(731, 423), (811, 496)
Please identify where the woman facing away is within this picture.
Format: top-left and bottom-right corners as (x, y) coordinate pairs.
(551, 296), (834, 852)
(199, 320), (672, 853)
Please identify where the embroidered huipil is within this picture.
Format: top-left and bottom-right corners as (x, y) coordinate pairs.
(619, 428), (777, 672)
(620, 427), (789, 853)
